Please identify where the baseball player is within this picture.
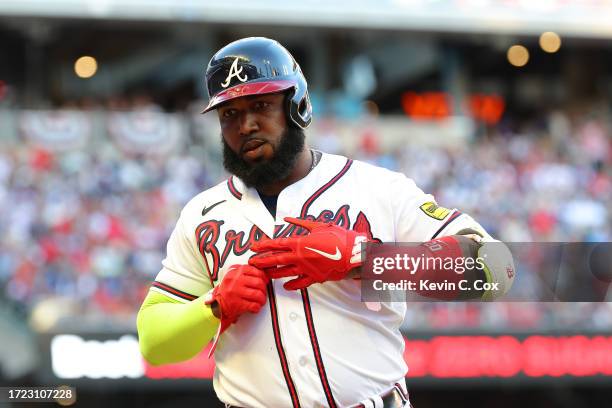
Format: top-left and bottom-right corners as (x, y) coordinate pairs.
(137, 37), (515, 408)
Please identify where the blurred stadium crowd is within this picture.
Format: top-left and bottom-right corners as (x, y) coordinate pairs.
(0, 99), (610, 331)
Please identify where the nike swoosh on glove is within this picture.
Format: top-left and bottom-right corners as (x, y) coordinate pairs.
(204, 264), (269, 355)
(249, 217), (368, 290)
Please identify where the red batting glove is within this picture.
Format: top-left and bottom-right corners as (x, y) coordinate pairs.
(204, 264), (269, 335)
(249, 217), (368, 291)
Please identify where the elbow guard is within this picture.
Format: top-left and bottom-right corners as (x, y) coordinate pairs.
(476, 238), (515, 300)
(449, 216), (515, 301)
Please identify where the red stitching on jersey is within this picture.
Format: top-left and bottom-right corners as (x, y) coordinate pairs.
(301, 289), (338, 408)
(300, 159), (353, 218)
(268, 283), (301, 408)
(227, 177), (242, 200)
(151, 281), (197, 301)
(430, 210), (462, 239)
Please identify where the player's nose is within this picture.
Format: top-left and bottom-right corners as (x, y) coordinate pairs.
(238, 111), (259, 137)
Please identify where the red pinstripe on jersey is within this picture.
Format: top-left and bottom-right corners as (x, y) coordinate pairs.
(267, 283), (301, 408)
(300, 159), (353, 217)
(227, 177), (243, 200)
(430, 210), (462, 239)
(151, 281), (198, 301)
(301, 289), (337, 408)
(294, 158), (353, 408)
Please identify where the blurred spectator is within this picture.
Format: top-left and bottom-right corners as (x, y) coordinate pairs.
(0, 104), (610, 331)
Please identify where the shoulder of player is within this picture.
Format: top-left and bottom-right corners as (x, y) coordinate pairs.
(178, 179), (230, 221)
(317, 153), (424, 204)
(322, 153), (409, 184)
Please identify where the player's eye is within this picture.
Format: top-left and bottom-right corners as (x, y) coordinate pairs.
(254, 101), (271, 110)
(222, 109), (236, 118)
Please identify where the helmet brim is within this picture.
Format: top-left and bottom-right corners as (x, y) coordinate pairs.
(201, 80), (295, 114)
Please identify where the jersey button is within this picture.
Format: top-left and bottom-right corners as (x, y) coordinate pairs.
(289, 312), (298, 321)
(299, 356), (307, 366)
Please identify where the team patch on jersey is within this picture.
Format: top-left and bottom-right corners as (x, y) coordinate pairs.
(419, 202), (451, 220)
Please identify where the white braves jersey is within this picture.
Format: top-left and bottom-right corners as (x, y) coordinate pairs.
(152, 152), (487, 408)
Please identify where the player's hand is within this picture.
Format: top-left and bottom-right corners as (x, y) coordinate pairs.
(249, 217), (368, 290)
(204, 264), (269, 334)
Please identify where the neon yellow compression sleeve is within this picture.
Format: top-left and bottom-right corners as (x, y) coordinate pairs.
(136, 290), (219, 366)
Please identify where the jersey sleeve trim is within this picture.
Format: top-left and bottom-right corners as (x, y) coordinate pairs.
(151, 281), (198, 302)
(430, 210), (463, 239)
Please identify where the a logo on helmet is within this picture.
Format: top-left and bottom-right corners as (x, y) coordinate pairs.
(221, 57), (248, 88)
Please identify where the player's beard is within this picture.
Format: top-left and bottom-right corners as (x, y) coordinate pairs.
(222, 125), (306, 190)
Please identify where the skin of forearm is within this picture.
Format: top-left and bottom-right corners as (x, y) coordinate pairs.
(137, 290), (219, 366)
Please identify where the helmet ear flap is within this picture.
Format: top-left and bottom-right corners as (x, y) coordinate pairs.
(287, 77), (312, 129)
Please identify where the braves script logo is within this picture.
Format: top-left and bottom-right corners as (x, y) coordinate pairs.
(221, 57), (248, 88)
(195, 204), (380, 281)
